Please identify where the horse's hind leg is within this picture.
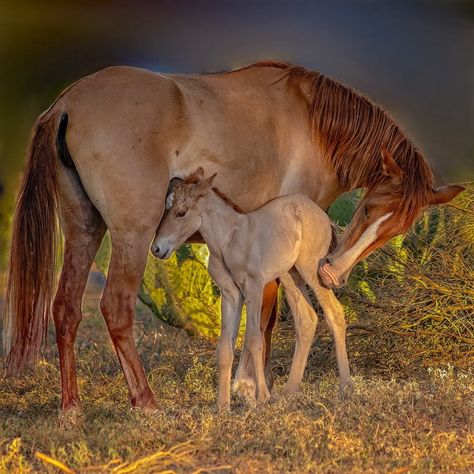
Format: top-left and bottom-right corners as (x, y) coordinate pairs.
(53, 168), (106, 412)
(279, 271), (317, 395)
(100, 229), (158, 410)
(262, 280), (279, 389)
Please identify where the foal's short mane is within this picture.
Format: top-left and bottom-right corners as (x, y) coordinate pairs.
(212, 187), (245, 213)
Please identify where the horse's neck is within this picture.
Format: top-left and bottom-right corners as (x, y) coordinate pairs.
(199, 192), (244, 257)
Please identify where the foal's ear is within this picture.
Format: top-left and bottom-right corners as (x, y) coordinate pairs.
(429, 184), (465, 205)
(193, 172), (217, 197)
(381, 147), (404, 182)
(194, 167), (204, 180)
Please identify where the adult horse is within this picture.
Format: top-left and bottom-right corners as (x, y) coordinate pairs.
(3, 61), (463, 412)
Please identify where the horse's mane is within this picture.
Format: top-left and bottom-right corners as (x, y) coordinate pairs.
(218, 61), (435, 222)
(286, 65), (434, 221)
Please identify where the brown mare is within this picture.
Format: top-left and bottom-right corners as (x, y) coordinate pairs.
(3, 61), (463, 413)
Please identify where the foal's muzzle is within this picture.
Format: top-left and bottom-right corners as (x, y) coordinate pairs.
(151, 243), (172, 259)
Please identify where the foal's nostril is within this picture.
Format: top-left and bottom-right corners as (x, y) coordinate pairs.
(153, 246), (160, 256)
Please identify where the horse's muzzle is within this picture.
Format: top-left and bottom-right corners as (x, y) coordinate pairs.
(318, 257), (347, 289)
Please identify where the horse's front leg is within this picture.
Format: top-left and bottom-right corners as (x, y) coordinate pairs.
(100, 231), (158, 410)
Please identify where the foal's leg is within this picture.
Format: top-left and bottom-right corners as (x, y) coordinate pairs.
(243, 278), (271, 404)
(53, 168), (106, 413)
(296, 262), (352, 394)
(234, 280), (278, 401)
(279, 271), (317, 395)
(208, 256), (244, 411)
(100, 231), (157, 410)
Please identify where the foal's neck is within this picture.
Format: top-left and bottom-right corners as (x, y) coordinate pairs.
(199, 190), (244, 257)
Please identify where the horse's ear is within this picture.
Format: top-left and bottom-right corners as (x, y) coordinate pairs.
(429, 184), (465, 205)
(381, 147), (403, 182)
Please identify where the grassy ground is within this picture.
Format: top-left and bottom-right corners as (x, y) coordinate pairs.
(0, 287), (473, 473)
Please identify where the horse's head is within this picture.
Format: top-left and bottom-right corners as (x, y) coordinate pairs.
(318, 148), (464, 288)
(151, 167), (216, 259)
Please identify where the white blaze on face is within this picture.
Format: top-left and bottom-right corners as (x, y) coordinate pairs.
(332, 212), (393, 275)
(165, 191), (175, 210)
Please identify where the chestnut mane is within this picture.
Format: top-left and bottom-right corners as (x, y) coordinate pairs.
(288, 64), (435, 222)
(212, 187), (245, 213)
(221, 61), (435, 222)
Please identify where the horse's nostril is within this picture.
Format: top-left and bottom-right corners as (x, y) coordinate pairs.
(153, 246), (160, 256)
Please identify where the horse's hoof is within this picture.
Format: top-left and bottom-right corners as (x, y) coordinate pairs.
(58, 407), (82, 429)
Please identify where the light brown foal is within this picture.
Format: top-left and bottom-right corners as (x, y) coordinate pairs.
(153, 168), (351, 410)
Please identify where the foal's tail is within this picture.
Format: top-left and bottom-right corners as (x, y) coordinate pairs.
(3, 112), (62, 376)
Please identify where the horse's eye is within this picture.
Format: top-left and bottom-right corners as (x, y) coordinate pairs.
(176, 211), (187, 218)
(364, 205), (369, 218)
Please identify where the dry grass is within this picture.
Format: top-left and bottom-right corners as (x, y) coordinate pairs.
(0, 293), (473, 473)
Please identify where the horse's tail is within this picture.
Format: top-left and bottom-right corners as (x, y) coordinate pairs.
(3, 112), (62, 376)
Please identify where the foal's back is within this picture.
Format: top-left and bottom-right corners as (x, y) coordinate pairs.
(240, 194), (333, 281)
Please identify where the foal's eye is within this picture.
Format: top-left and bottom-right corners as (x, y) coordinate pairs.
(176, 211), (187, 218)
(364, 205), (370, 219)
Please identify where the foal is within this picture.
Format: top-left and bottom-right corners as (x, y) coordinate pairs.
(152, 168), (352, 410)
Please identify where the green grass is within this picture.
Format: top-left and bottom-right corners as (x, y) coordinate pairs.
(1, 295), (472, 473)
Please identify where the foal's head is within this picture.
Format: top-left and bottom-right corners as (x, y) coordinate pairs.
(152, 168), (216, 259)
(318, 148), (464, 288)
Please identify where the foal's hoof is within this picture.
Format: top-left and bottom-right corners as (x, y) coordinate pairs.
(233, 377), (256, 407)
(339, 380), (355, 400)
(217, 403), (231, 414)
(256, 389), (271, 406)
(282, 383), (300, 397)
(265, 369), (274, 392)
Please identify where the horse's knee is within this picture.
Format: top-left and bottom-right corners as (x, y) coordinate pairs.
(100, 290), (135, 338)
(52, 293), (82, 342)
